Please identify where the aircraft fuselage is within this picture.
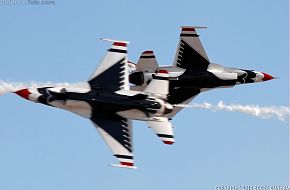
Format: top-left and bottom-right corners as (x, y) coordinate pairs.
(129, 64), (273, 90)
(15, 87), (173, 120)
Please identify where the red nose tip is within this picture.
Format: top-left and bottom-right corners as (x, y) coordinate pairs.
(14, 89), (31, 100)
(262, 72), (274, 81)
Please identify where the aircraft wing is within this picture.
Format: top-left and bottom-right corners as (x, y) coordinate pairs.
(88, 39), (130, 91)
(91, 114), (136, 169)
(165, 26), (210, 117)
(173, 26), (210, 70)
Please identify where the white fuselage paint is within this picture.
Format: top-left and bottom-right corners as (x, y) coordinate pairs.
(49, 100), (92, 119)
(209, 71), (238, 80)
(117, 109), (148, 120)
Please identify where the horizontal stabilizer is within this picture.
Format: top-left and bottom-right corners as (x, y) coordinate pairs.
(147, 118), (175, 145)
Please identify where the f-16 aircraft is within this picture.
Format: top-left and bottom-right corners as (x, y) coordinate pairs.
(14, 39), (175, 169)
(129, 26), (274, 118)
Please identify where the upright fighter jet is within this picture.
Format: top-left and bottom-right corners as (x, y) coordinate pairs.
(14, 39), (175, 169)
(129, 26), (275, 117)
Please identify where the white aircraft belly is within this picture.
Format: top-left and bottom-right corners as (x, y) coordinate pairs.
(117, 109), (148, 121)
(49, 100), (92, 118)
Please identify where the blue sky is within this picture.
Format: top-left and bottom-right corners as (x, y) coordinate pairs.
(0, 0), (288, 189)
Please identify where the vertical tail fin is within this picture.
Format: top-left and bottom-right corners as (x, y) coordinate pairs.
(136, 50), (159, 72)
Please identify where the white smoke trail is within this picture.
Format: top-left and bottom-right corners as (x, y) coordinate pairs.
(174, 101), (289, 121)
(0, 81), (87, 96)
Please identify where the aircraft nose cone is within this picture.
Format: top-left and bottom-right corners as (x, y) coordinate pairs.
(15, 89), (31, 100)
(261, 72), (274, 81)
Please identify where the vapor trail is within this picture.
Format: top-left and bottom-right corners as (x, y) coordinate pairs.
(0, 81), (87, 96)
(174, 101), (289, 121)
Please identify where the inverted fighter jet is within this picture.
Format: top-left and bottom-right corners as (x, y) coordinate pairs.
(129, 26), (275, 118)
(14, 39), (175, 169)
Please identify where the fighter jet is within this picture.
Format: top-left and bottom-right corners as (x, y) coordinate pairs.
(129, 26), (275, 118)
(14, 39), (175, 169)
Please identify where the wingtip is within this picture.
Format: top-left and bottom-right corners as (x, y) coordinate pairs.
(109, 164), (137, 169)
(180, 26), (207, 29)
(100, 38), (130, 44)
(163, 140), (175, 145)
